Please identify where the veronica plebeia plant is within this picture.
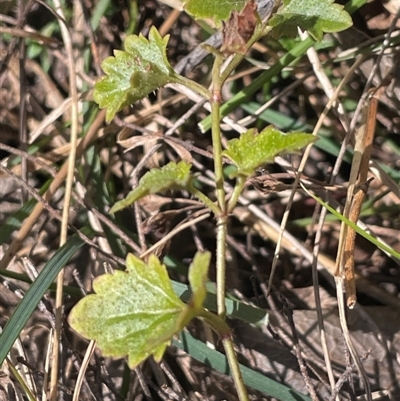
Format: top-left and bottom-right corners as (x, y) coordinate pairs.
(69, 1), (351, 399)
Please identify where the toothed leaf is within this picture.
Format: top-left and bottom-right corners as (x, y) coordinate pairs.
(188, 251), (211, 310)
(110, 161), (192, 213)
(223, 126), (316, 177)
(68, 253), (186, 368)
(94, 26), (178, 122)
(269, 0), (352, 41)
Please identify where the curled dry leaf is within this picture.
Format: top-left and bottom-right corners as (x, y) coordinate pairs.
(163, 138), (193, 163)
(117, 132), (163, 151)
(117, 130), (192, 163)
(221, 0), (259, 55)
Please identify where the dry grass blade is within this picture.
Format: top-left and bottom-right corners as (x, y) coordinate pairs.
(72, 340), (96, 401)
(49, 1), (80, 398)
(0, 110), (105, 270)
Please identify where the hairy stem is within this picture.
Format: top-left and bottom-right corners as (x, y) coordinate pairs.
(222, 338), (250, 401)
(209, 55), (250, 401)
(200, 309), (250, 401)
(210, 55), (227, 318)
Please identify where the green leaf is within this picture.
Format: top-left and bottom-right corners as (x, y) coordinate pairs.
(110, 161), (192, 213)
(188, 251), (211, 310)
(68, 253), (187, 368)
(184, 0), (246, 24)
(269, 0), (352, 41)
(93, 26), (178, 122)
(222, 126), (316, 177)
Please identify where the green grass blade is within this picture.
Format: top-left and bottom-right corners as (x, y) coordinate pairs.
(6, 361), (36, 401)
(91, 0), (112, 30)
(173, 331), (312, 401)
(303, 186), (400, 259)
(0, 231), (89, 364)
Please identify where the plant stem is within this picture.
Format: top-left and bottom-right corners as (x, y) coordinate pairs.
(222, 338), (250, 401)
(210, 55), (227, 318)
(220, 27), (265, 85)
(200, 309), (250, 401)
(209, 54), (250, 401)
(200, 36), (315, 132)
(215, 216), (227, 317)
(211, 57), (226, 214)
(199, 308), (231, 335)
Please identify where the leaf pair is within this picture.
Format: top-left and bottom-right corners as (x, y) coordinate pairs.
(109, 127), (315, 213)
(94, 0), (352, 122)
(109, 126), (315, 213)
(185, 0), (352, 41)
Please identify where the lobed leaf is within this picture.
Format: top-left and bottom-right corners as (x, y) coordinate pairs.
(110, 161), (192, 213)
(68, 253), (187, 368)
(222, 126), (316, 177)
(269, 0), (352, 41)
(94, 26), (177, 122)
(68, 252), (213, 369)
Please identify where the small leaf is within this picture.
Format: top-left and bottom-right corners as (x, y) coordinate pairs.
(94, 26), (178, 122)
(188, 251), (211, 310)
(269, 0), (352, 41)
(68, 253), (187, 368)
(110, 161), (192, 213)
(222, 126), (316, 177)
(184, 0), (247, 24)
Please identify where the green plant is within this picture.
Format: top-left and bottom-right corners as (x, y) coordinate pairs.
(68, 1), (352, 400)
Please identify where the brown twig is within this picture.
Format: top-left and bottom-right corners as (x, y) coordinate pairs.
(342, 86), (385, 309)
